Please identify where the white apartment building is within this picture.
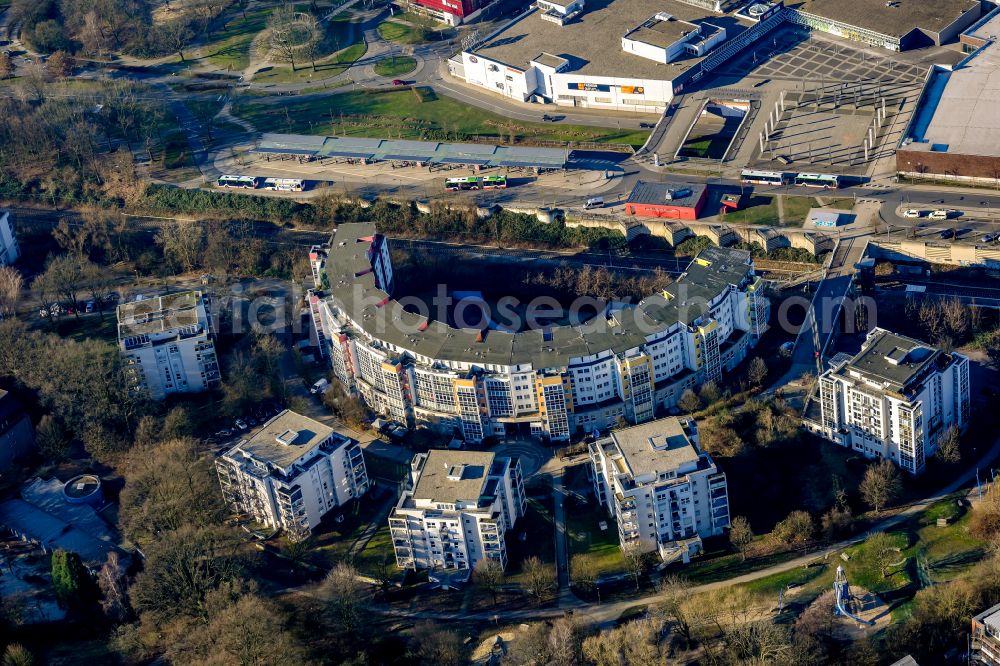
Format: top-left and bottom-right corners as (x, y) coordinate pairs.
(0, 210), (19, 267)
(389, 449), (526, 571)
(216, 410), (370, 541)
(589, 417), (729, 564)
(805, 328), (971, 475)
(308, 223), (769, 444)
(117, 291), (220, 400)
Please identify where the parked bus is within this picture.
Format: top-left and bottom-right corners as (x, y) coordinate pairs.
(794, 173), (841, 189)
(445, 176), (482, 191)
(262, 178), (304, 192)
(482, 175), (507, 190)
(739, 169), (786, 186)
(217, 175), (260, 189)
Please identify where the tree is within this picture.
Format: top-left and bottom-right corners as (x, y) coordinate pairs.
(157, 19), (194, 62)
(0, 266), (23, 318)
(1, 644), (33, 666)
(83, 263), (115, 321)
(772, 510), (814, 551)
(678, 388), (700, 413)
(33, 255), (90, 316)
(622, 541), (648, 590)
(46, 50), (74, 78)
(860, 459), (902, 513)
(935, 425), (961, 465)
(411, 621), (465, 666)
(51, 550), (97, 612)
(700, 421), (744, 457)
(267, 5), (317, 71)
(0, 52), (13, 80)
(35, 415), (71, 462)
(747, 356), (768, 387)
(547, 617), (580, 666)
(699, 380), (720, 406)
(729, 516), (754, 561)
(155, 219), (204, 273)
(522, 556), (555, 601)
(97, 551), (132, 624)
(323, 562), (366, 632)
(569, 553), (597, 593)
(865, 531), (898, 579)
(472, 557), (504, 606)
(655, 575), (700, 648)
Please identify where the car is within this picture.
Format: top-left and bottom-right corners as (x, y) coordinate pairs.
(639, 121), (656, 129)
(104, 292), (120, 302)
(981, 233), (996, 243)
(215, 429), (233, 438)
(902, 209), (922, 218)
(247, 417), (257, 426)
(940, 229), (955, 239)
(85, 300), (95, 313)
(929, 209), (954, 220)
(391, 79), (406, 86)
(39, 308), (48, 318)
(310, 378), (330, 395)
(234, 419), (248, 431)
(542, 114), (555, 122)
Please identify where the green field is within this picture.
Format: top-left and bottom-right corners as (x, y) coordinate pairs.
(252, 42), (367, 83)
(783, 195), (856, 226)
(377, 19), (430, 44)
(373, 55), (417, 77)
(200, 8), (273, 70)
(232, 88), (650, 147)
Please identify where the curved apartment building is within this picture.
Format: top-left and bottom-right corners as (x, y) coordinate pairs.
(308, 223), (769, 443)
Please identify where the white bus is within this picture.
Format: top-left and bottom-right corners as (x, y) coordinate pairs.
(794, 173), (841, 189)
(263, 178), (304, 192)
(740, 170), (787, 186)
(217, 175), (260, 189)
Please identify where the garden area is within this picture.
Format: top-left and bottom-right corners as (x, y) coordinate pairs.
(231, 88), (651, 147)
(373, 55), (417, 77)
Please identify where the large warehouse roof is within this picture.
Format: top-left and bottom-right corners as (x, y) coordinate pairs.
(793, 0), (978, 39)
(254, 134), (570, 169)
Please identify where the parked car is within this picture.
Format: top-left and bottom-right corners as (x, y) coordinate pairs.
(940, 229), (954, 239)
(215, 429), (233, 438)
(247, 417), (257, 427)
(981, 233), (996, 243)
(234, 419), (248, 431)
(929, 209), (954, 220)
(542, 114), (555, 122)
(391, 79), (406, 86)
(902, 209), (922, 218)
(310, 378), (330, 395)
(85, 300), (95, 313)
(639, 121), (656, 129)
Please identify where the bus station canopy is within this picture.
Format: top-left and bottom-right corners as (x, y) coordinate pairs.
(253, 133), (570, 169)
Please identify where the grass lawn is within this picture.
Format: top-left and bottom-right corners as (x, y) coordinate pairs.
(566, 496), (624, 577)
(506, 490), (556, 584)
(45, 314), (118, 343)
(199, 8), (273, 71)
(354, 523), (401, 577)
(232, 88), (650, 147)
(730, 195), (779, 226)
(373, 55), (417, 77)
(906, 498), (984, 584)
(392, 10), (444, 29)
(310, 495), (390, 565)
(842, 530), (911, 594)
(159, 131), (197, 171)
(252, 41), (367, 83)
(377, 19), (430, 44)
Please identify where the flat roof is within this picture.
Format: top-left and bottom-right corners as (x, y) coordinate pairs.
(411, 450), (496, 504)
(625, 15), (699, 49)
(792, 0), (978, 39)
(255, 134), (568, 169)
(837, 328), (952, 393)
(473, 0), (729, 78)
(626, 181), (706, 208)
(117, 291), (205, 339)
(905, 42), (1000, 158)
(235, 410), (336, 470)
(608, 417), (700, 477)
(323, 223), (753, 369)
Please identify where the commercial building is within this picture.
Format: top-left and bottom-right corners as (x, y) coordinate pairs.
(454, 0), (731, 113)
(897, 8), (1000, 184)
(389, 449), (526, 571)
(588, 417), (729, 564)
(625, 182), (707, 221)
(0, 210), (19, 267)
(117, 291), (220, 401)
(787, 0), (980, 51)
(216, 410), (370, 541)
(405, 0), (493, 26)
(804, 328), (970, 475)
(0, 390), (33, 473)
(308, 223), (769, 443)
(973, 601), (1000, 665)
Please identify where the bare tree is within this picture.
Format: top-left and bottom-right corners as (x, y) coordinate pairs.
(772, 510), (814, 552)
(622, 541), (648, 591)
(935, 425), (961, 465)
(655, 575), (701, 648)
(569, 553), (597, 593)
(522, 556), (555, 601)
(322, 562), (366, 632)
(0, 266), (24, 318)
(729, 516), (754, 561)
(678, 388), (700, 413)
(747, 356), (768, 387)
(472, 557), (504, 606)
(859, 459), (902, 513)
(865, 531), (898, 579)
(155, 220), (204, 273)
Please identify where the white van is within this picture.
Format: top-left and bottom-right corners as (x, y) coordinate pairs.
(584, 197), (604, 210)
(310, 378), (330, 395)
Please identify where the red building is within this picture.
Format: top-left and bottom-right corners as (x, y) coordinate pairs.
(625, 182), (707, 221)
(406, 0), (490, 25)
